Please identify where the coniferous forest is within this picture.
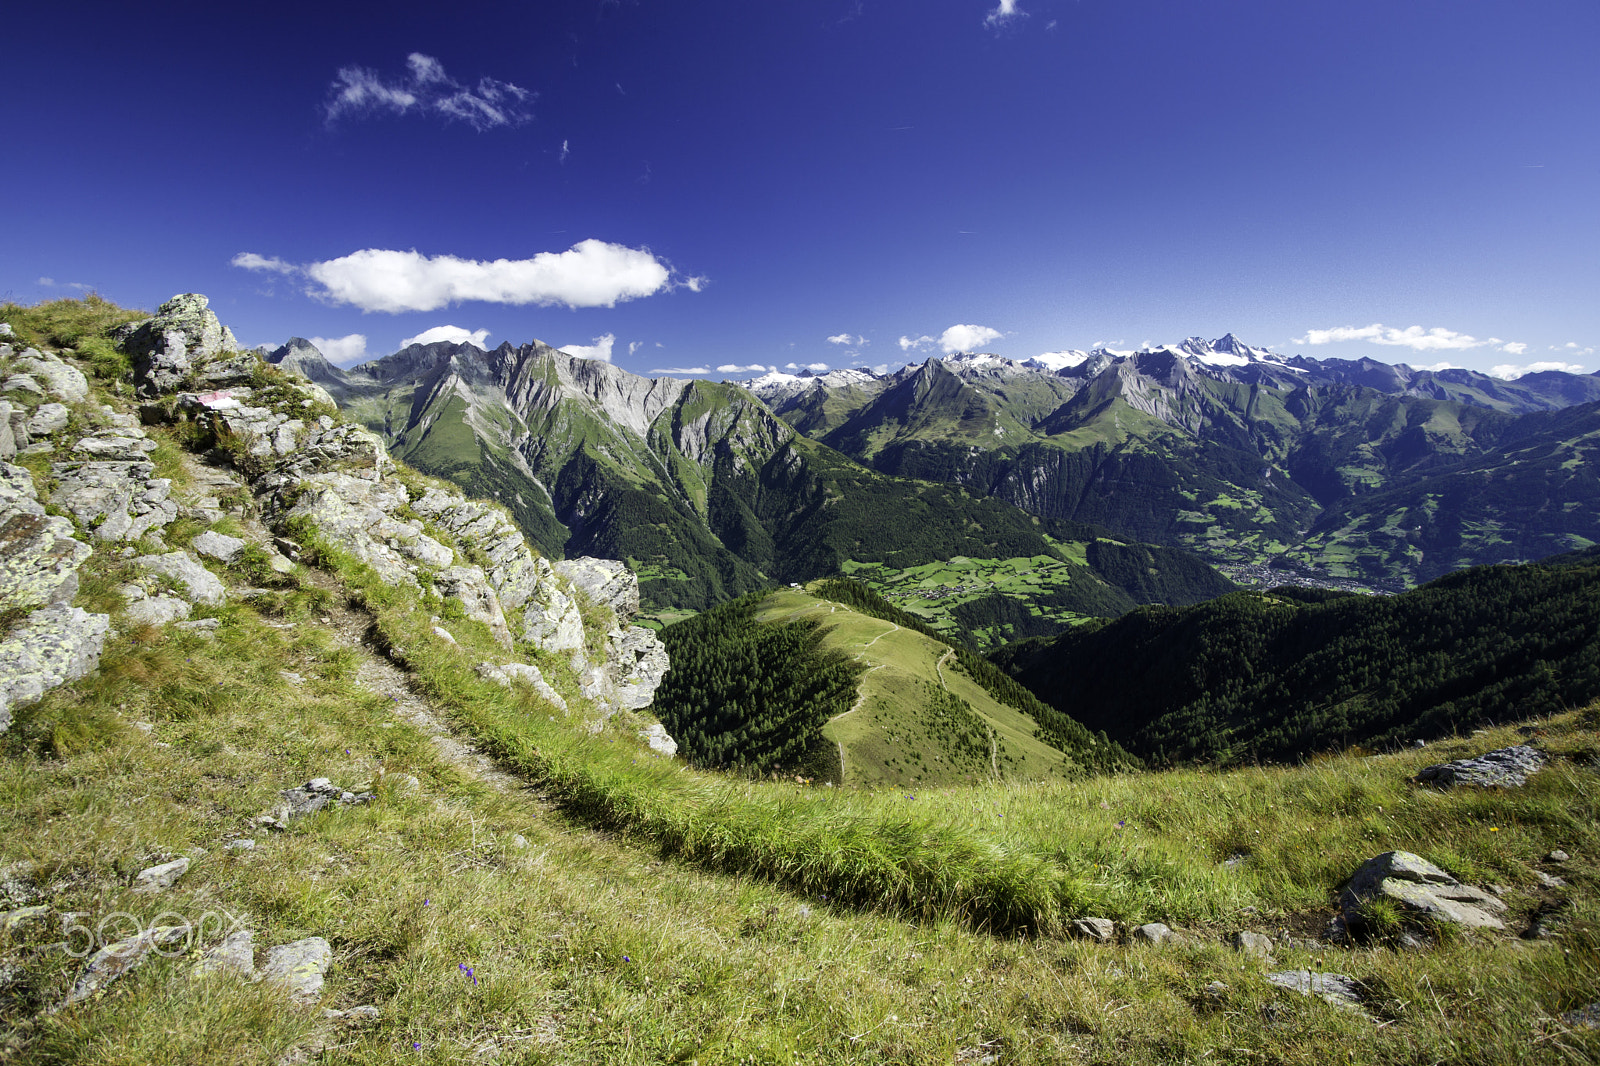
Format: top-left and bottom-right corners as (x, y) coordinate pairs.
(650, 594), (866, 777)
(992, 549), (1600, 765)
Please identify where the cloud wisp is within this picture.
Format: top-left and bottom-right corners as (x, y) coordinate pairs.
(1295, 323), (1527, 355)
(559, 334), (616, 362)
(717, 364), (772, 374)
(985, 1), (1025, 30)
(651, 365), (712, 376)
(826, 333), (867, 347)
(1488, 360), (1587, 380)
(326, 53), (533, 131)
(234, 240), (698, 313)
(401, 325), (491, 350)
(900, 323), (1004, 354)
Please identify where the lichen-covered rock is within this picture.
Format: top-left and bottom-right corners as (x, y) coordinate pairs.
(124, 594), (192, 626)
(62, 924), (190, 1007)
(476, 661), (568, 711)
(26, 402), (70, 437)
(11, 349), (89, 404)
(134, 551), (226, 606)
(191, 529), (247, 563)
(1341, 850), (1507, 932)
(260, 937), (332, 1004)
(521, 558), (586, 654)
(1, 462), (92, 610)
(119, 293), (242, 397)
(1267, 970), (1364, 1009)
(194, 929), (255, 978)
(131, 856), (191, 894)
(435, 565), (513, 649)
(50, 460), (178, 543)
(639, 722), (678, 756)
(276, 473), (449, 588)
(1414, 745), (1546, 788)
(411, 489), (545, 609)
(554, 557), (640, 622)
(0, 605), (110, 733)
(605, 625), (670, 710)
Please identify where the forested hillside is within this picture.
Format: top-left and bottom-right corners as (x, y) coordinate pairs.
(992, 555), (1600, 765)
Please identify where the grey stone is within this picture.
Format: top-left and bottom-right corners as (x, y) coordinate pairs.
(260, 936), (332, 1004)
(12, 351), (89, 404)
(124, 595), (192, 626)
(191, 529), (247, 563)
(120, 293), (242, 397)
(436, 565), (513, 649)
(323, 1004), (380, 1024)
(1267, 970), (1364, 1009)
(274, 473), (442, 588)
(0, 401), (24, 460)
(3, 374), (44, 397)
(1, 461), (92, 611)
(604, 625), (671, 711)
(225, 839), (256, 851)
(0, 904), (51, 933)
(431, 624), (458, 645)
(62, 924), (189, 1006)
(1535, 871), (1567, 889)
(476, 661), (568, 711)
(510, 834), (529, 849)
(73, 434), (156, 460)
(174, 617), (221, 637)
(1132, 922), (1173, 945)
(639, 722), (678, 757)
(131, 856), (191, 893)
(1415, 745), (1546, 788)
(1562, 1002), (1600, 1030)
(1069, 917), (1115, 942)
(1548, 849), (1570, 863)
(521, 561), (586, 654)
(1232, 931), (1275, 960)
(193, 929), (254, 977)
(1341, 850), (1507, 932)
(0, 605), (110, 733)
(50, 460), (177, 543)
(133, 551), (226, 606)
(554, 557), (640, 621)
(26, 402), (70, 436)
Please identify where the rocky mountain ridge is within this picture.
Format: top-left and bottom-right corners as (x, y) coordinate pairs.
(0, 294), (668, 737)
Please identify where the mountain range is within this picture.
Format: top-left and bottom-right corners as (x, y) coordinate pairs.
(271, 332), (1600, 616)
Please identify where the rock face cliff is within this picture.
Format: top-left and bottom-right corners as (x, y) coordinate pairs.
(0, 297), (670, 734)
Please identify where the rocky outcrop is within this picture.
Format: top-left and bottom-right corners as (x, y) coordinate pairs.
(0, 605), (110, 733)
(1340, 850), (1507, 934)
(554, 557), (639, 621)
(117, 294), (246, 397)
(10, 349), (90, 405)
(1, 461), (92, 610)
(1414, 745), (1546, 788)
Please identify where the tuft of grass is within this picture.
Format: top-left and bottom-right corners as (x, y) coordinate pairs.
(0, 294), (147, 350)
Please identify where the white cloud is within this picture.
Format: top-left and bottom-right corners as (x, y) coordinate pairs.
(1415, 361), (1459, 372)
(899, 334), (935, 352)
(231, 252), (298, 275)
(938, 323), (1003, 353)
(401, 324), (491, 350)
(559, 138), (570, 164)
(271, 240), (682, 313)
(559, 333), (616, 362)
(309, 333), (370, 366)
(1294, 323), (1530, 354)
(325, 53), (532, 131)
(803, 362), (830, 372)
(628, 341), (642, 356)
(652, 366), (711, 375)
(717, 364), (771, 374)
(826, 333), (867, 346)
(985, 0), (1025, 29)
(1488, 361), (1587, 380)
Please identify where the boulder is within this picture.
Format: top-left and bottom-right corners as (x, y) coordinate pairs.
(11, 350), (89, 404)
(260, 936), (332, 1004)
(1341, 850), (1507, 933)
(0, 605), (111, 733)
(0, 401), (25, 460)
(1414, 745), (1546, 788)
(435, 565), (513, 649)
(131, 856), (191, 894)
(119, 294), (242, 397)
(50, 460), (178, 543)
(1132, 923), (1174, 945)
(1267, 970), (1364, 1010)
(62, 924), (190, 1007)
(604, 625), (671, 710)
(124, 595), (192, 626)
(26, 402), (70, 437)
(1069, 917), (1115, 942)
(133, 551), (226, 606)
(521, 562), (586, 654)
(1, 462), (92, 611)
(1231, 931), (1275, 960)
(554, 557), (640, 622)
(639, 722), (678, 757)
(193, 929), (255, 978)
(191, 529), (247, 564)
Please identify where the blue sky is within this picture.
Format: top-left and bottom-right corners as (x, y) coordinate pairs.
(9, 0), (1597, 380)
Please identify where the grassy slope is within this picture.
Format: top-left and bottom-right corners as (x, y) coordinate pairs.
(755, 590), (1077, 788)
